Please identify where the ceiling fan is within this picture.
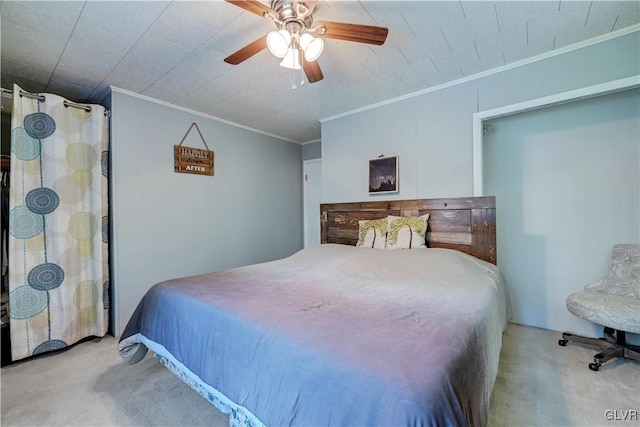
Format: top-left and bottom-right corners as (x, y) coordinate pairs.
(223, 0), (389, 84)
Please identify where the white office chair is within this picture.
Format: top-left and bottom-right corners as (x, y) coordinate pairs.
(559, 244), (640, 371)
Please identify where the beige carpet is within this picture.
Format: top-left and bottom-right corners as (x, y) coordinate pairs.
(489, 324), (639, 427)
(1, 323), (638, 426)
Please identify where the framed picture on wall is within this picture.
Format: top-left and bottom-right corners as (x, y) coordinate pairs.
(369, 156), (398, 194)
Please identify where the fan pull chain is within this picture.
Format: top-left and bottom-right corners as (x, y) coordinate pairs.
(290, 63), (305, 90)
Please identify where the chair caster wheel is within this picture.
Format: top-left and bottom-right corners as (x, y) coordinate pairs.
(588, 362), (600, 371)
(558, 339), (567, 346)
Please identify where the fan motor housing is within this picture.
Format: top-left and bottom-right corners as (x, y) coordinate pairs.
(271, 0), (316, 30)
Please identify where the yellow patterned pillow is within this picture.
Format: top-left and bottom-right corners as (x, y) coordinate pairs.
(356, 218), (387, 249)
(385, 214), (429, 249)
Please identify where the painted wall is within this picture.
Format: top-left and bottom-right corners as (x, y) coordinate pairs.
(110, 89), (303, 335)
(302, 141), (321, 160)
(484, 88), (639, 337)
(320, 30), (639, 334)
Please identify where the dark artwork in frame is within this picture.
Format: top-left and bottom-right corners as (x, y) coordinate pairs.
(369, 156), (398, 194)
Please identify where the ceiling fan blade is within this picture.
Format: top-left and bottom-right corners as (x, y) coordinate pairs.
(315, 21), (388, 45)
(303, 59), (324, 83)
(224, 36), (268, 65)
(225, 0), (272, 18)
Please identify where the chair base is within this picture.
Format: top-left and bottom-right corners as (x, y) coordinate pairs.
(559, 328), (640, 371)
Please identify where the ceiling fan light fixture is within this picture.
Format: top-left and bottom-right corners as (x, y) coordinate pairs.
(224, 0), (389, 84)
(299, 33), (324, 61)
(267, 29), (291, 58)
(279, 48), (302, 69)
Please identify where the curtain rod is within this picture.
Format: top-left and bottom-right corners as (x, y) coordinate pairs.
(1, 87), (45, 102)
(0, 87), (109, 115)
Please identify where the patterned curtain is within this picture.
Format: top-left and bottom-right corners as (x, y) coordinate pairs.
(8, 84), (109, 361)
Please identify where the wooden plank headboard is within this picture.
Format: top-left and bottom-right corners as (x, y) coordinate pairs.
(320, 196), (496, 265)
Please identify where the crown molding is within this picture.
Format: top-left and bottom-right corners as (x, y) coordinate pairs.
(109, 86), (298, 144)
(321, 25), (640, 124)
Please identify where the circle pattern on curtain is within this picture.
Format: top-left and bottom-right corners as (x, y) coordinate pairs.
(33, 340), (68, 355)
(9, 205), (44, 239)
(23, 112), (56, 139)
(28, 263), (65, 291)
(101, 151), (109, 178)
(11, 127), (40, 161)
(25, 187), (60, 215)
(9, 285), (47, 320)
(103, 280), (110, 309)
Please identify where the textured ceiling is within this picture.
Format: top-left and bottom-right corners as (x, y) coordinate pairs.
(1, 1), (639, 143)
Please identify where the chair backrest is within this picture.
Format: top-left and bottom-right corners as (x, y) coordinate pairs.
(587, 244), (640, 299)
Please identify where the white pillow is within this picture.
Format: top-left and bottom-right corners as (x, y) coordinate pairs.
(356, 218), (387, 249)
(385, 214), (429, 249)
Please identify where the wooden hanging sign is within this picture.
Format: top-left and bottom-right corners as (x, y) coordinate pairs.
(174, 122), (214, 176)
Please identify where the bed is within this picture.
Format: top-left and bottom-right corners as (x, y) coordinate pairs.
(119, 196), (510, 426)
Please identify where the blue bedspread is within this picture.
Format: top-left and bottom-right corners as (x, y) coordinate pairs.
(119, 244), (510, 426)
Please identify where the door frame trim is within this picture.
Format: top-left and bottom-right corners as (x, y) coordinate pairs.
(303, 158), (322, 248)
(473, 75), (640, 195)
